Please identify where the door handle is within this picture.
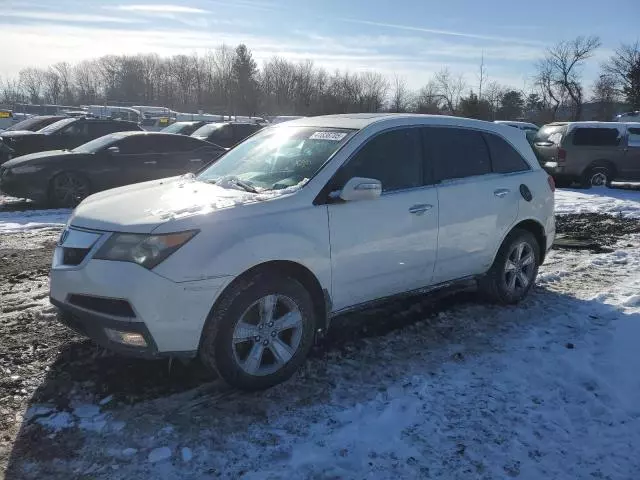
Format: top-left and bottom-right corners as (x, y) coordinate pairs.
(494, 188), (510, 198)
(189, 159), (202, 162)
(408, 204), (433, 215)
(144, 161), (157, 165)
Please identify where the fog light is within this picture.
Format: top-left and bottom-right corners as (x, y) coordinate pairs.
(105, 328), (147, 347)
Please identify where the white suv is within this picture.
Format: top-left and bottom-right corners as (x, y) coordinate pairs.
(50, 114), (555, 390)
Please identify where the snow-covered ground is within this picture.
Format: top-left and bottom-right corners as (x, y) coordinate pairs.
(2, 187), (640, 479)
(5, 234), (640, 479)
(555, 186), (640, 218)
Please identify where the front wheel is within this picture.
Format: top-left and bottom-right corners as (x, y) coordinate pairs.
(49, 172), (91, 208)
(479, 229), (540, 304)
(199, 272), (316, 391)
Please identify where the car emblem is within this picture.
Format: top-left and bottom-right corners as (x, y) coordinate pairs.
(58, 228), (69, 246)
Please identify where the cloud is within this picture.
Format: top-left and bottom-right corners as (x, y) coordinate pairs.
(4, 10), (141, 23)
(334, 18), (546, 47)
(112, 4), (209, 14)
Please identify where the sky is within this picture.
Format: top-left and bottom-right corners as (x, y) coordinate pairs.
(2, 0), (639, 93)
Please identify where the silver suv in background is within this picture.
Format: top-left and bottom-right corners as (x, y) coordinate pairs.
(533, 122), (640, 188)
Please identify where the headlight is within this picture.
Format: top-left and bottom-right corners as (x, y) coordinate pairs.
(94, 231), (198, 269)
(9, 165), (44, 174)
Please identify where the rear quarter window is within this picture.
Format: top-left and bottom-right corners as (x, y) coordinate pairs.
(571, 128), (621, 147)
(627, 128), (640, 147)
(483, 133), (530, 173)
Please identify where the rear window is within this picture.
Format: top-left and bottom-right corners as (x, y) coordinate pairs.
(483, 133), (530, 173)
(534, 125), (566, 145)
(571, 128), (621, 147)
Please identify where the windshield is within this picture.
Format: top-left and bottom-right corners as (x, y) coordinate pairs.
(197, 126), (355, 191)
(162, 122), (197, 134)
(72, 134), (119, 153)
(7, 117), (48, 131)
(38, 117), (76, 134)
(534, 125), (566, 145)
(192, 122), (223, 138)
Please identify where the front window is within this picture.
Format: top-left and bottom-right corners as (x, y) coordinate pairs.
(197, 126), (355, 191)
(38, 117), (76, 134)
(72, 134), (120, 153)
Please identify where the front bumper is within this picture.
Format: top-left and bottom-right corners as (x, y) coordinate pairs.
(0, 172), (47, 202)
(50, 228), (233, 357)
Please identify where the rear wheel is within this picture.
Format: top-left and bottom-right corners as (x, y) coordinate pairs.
(581, 166), (612, 189)
(479, 229), (540, 304)
(199, 272), (316, 391)
(49, 172), (91, 208)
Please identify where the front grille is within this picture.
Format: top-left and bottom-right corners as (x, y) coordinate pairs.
(62, 247), (90, 266)
(68, 294), (136, 318)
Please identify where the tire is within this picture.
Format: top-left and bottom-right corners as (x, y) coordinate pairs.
(199, 272), (316, 391)
(580, 166), (612, 189)
(48, 172), (91, 208)
(479, 229), (540, 304)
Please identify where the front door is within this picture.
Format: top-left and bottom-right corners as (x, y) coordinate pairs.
(326, 127), (439, 311)
(425, 127), (520, 283)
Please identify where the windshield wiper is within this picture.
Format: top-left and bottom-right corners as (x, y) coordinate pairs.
(211, 176), (259, 193)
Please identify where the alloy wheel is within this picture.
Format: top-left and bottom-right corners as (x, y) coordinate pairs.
(503, 241), (536, 294)
(232, 294), (303, 376)
(52, 173), (89, 207)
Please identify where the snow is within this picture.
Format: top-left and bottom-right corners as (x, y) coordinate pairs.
(0, 208), (71, 233)
(147, 447), (172, 463)
(555, 187), (640, 218)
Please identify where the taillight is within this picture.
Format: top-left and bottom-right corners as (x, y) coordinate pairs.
(557, 147), (567, 162)
(547, 175), (556, 192)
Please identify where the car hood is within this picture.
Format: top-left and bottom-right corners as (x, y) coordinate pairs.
(70, 175), (303, 234)
(0, 130), (40, 138)
(3, 150), (78, 167)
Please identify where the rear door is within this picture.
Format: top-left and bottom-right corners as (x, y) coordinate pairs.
(622, 127), (640, 180)
(426, 126), (520, 283)
(58, 120), (90, 149)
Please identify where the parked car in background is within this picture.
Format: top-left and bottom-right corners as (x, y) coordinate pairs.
(0, 109), (14, 130)
(1, 115), (67, 133)
(161, 121), (208, 136)
(0, 117), (142, 164)
(533, 121), (640, 187)
(0, 132), (225, 207)
(49, 113), (555, 390)
(191, 121), (263, 148)
(494, 121), (539, 143)
(614, 111), (640, 122)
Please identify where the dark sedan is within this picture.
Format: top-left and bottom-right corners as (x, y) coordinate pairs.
(0, 117), (142, 164)
(0, 132), (226, 207)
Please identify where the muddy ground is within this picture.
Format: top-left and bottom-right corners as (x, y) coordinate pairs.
(1, 213), (640, 477)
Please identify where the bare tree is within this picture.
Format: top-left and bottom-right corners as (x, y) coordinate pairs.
(43, 69), (62, 104)
(389, 75), (410, 112)
(542, 35), (601, 120)
(591, 74), (619, 120)
(19, 68), (46, 104)
(483, 81), (505, 120)
(414, 80), (442, 113)
(359, 71), (388, 112)
(603, 41), (640, 109)
(434, 68), (466, 114)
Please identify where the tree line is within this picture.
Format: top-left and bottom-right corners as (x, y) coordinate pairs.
(1, 37), (639, 122)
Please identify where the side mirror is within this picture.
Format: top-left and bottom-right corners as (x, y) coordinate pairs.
(106, 146), (120, 155)
(339, 177), (382, 202)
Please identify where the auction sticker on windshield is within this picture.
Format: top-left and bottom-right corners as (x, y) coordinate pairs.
(309, 131), (348, 141)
